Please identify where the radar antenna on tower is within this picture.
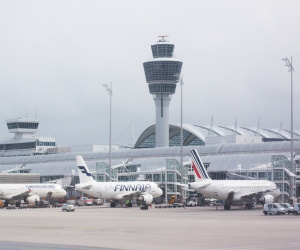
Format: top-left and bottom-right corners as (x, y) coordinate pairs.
(158, 35), (168, 42)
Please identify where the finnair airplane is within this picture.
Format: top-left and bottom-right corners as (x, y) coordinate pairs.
(75, 156), (163, 209)
(0, 183), (66, 206)
(189, 149), (280, 210)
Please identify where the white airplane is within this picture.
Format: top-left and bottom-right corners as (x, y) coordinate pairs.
(0, 183), (67, 206)
(75, 156), (163, 209)
(189, 149), (280, 210)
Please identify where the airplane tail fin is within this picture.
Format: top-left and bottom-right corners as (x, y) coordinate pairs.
(76, 156), (96, 183)
(191, 149), (211, 182)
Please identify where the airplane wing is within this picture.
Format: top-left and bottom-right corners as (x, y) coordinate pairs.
(235, 189), (273, 200)
(79, 184), (93, 190)
(175, 183), (188, 188)
(4, 190), (30, 200)
(114, 191), (147, 200)
(166, 183), (195, 192)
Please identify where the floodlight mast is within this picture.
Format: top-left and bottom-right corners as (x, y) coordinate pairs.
(180, 77), (185, 201)
(282, 57), (295, 199)
(103, 83), (113, 182)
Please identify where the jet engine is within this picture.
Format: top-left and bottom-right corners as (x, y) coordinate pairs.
(259, 194), (274, 204)
(26, 195), (40, 204)
(138, 194), (153, 204)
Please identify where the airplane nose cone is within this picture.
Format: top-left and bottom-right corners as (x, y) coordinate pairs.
(62, 189), (67, 196)
(158, 188), (163, 196)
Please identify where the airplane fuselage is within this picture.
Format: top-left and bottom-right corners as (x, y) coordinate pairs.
(0, 184), (67, 200)
(190, 180), (280, 201)
(75, 181), (162, 200)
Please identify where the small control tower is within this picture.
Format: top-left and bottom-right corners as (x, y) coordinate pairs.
(143, 36), (183, 147)
(6, 117), (39, 139)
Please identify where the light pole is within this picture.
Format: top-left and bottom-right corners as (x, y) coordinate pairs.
(103, 83), (113, 182)
(282, 57), (295, 198)
(180, 77), (184, 201)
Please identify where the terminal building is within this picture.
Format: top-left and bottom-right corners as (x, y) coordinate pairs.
(0, 117), (299, 202)
(0, 38), (299, 202)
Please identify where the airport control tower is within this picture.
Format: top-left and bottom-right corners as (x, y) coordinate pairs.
(143, 37), (183, 147)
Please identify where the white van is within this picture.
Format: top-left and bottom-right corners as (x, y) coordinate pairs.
(263, 203), (286, 215)
(293, 203), (300, 215)
(280, 203), (295, 214)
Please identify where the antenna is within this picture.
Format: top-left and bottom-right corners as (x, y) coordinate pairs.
(256, 118), (261, 136)
(208, 116), (214, 137)
(158, 35), (168, 42)
(278, 121), (282, 138)
(234, 118), (238, 133)
(131, 123), (136, 146)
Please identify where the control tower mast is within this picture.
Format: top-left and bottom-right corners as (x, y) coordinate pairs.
(143, 36), (183, 147)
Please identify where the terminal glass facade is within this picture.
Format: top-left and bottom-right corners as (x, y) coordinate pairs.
(151, 44), (174, 58)
(144, 61), (182, 84)
(149, 83), (176, 94)
(7, 122), (39, 129)
(0, 142), (36, 151)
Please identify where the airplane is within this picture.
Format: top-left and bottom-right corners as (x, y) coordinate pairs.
(0, 183), (67, 206)
(189, 149), (280, 210)
(75, 156), (163, 210)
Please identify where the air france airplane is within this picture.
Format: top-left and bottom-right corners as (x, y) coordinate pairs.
(75, 156), (163, 209)
(0, 183), (66, 206)
(189, 149), (280, 210)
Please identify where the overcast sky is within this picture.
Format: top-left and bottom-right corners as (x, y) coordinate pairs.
(0, 0), (299, 146)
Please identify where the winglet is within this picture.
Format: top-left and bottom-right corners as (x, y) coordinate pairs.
(77, 156), (96, 184)
(191, 149), (211, 181)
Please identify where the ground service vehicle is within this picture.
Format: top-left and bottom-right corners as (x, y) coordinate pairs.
(263, 203), (286, 215)
(186, 197), (197, 207)
(168, 196), (177, 204)
(93, 198), (104, 205)
(77, 197), (93, 206)
(62, 203), (75, 212)
(293, 203), (300, 215)
(280, 203), (295, 214)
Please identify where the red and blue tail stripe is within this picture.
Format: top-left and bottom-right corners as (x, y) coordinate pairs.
(191, 149), (210, 180)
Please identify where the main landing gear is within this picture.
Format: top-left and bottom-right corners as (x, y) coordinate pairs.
(224, 201), (232, 210)
(245, 203), (253, 210)
(110, 201), (117, 207)
(140, 202), (149, 210)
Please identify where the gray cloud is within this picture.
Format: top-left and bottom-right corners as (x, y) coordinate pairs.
(0, 0), (299, 146)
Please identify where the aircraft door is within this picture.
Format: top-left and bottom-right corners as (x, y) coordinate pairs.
(213, 186), (218, 197)
(97, 186), (103, 197)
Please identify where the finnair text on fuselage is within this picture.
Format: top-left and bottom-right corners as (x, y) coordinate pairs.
(25, 184), (56, 189)
(114, 183), (151, 192)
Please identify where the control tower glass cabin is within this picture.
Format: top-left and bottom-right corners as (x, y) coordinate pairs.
(143, 37), (183, 147)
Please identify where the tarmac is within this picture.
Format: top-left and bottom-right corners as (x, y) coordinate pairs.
(1, 204), (300, 250)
